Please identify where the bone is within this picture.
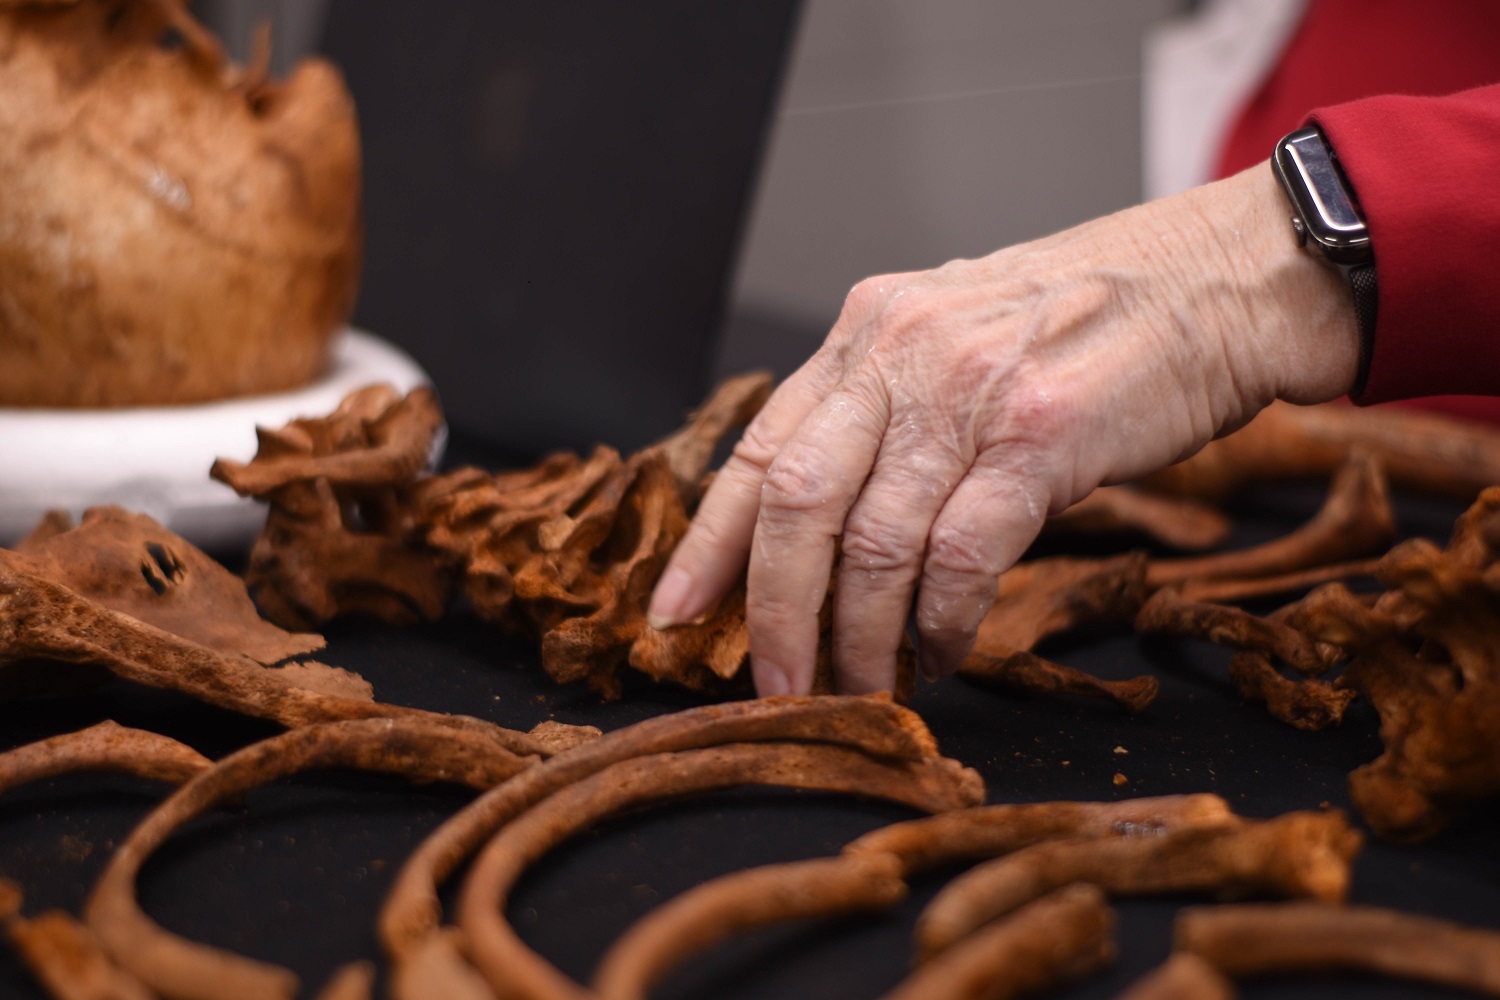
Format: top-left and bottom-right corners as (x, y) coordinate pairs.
(1046, 486), (1231, 550)
(1146, 453), (1395, 590)
(7, 505), (324, 666)
(1176, 901), (1500, 994)
(915, 810), (1361, 960)
(651, 370), (774, 494)
(3, 896), (156, 1000)
(211, 384), (444, 495)
(1227, 649), (1358, 731)
(1114, 953), (1235, 1000)
(593, 852), (907, 1000)
(387, 929), (497, 1000)
(1172, 558), (1379, 605)
(959, 649), (1159, 714)
(311, 961), (375, 1000)
(0, 563), (546, 757)
(975, 553), (1149, 654)
(85, 718), (536, 1000)
(842, 794), (1236, 877)
(1135, 588), (1345, 677)
(879, 883), (1115, 1000)
(1301, 488), (1500, 841)
(376, 694), (953, 965)
(537, 452), (690, 696)
(0, 720), (212, 793)
(1141, 399), (1500, 503)
(455, 741), (982, 1000)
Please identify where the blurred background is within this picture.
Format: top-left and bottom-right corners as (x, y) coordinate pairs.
(196, 0), (1196, 455)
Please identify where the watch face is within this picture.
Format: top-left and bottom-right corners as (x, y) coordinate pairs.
(1274, 127), (1372, 266)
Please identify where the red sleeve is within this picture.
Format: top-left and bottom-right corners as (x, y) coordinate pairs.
(1310, 84), (1500, 403)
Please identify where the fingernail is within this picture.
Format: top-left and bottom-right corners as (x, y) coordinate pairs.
(647, 566), (693, 630)
(754, 661), (792, 698)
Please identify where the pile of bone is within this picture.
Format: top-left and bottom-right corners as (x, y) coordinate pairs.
(4, 694), (1499, 1000)
(214, 380), (1500, 843)
(209, 377), (824, 701)
(2, 391), (1500, 996)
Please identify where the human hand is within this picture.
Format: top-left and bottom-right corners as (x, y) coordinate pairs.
(648, 163), (1360, 696)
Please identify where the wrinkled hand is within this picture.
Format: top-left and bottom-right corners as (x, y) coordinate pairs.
(648, 164), (1360, 696)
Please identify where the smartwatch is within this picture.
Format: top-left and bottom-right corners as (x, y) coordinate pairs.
(1271, 125), (1377, 395)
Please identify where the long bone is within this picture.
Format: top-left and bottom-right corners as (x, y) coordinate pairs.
(1142, 399), (1500, 502)
(589, 795), (1234, 1000)
(879, 883), (1115, 1000)
(1145, 451), (1394, 590)
(84, 718), (536, 1000)
(592, 852), (906, 1000)
(376, 694), (956, 967)
(915, 810), (1361, 961)
(0, 720), (211, 793)
(1176, 901), (1500, 995)
(455, 741), (982, 1000)
(842, 794), (1236, 877)
(1, 879), (155, 1000)
(0, 564), (548, 756)
(1114, 953), (1235, 1000)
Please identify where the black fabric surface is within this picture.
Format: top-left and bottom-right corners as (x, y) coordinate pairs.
(1, 475), (1497, 999)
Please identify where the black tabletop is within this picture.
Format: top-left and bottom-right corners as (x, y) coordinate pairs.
(1, 474), (1497, 1000)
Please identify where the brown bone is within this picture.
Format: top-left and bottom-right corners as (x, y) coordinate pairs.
(915, 810), (1361, 960)
(842, 794), (1236, 877)
(455, 741), (983, 1000)
(85, 718), (537, 1000)
(1226, 648), (1357, 731)
(972, 553), (1149, 654)
(1045, 485), (1231, 550)
(0, 720), (211, 793)
(1, 879), (155, 1000)
(1142, 399), (1500, 503)
(1176, 901), (1500, 994)
(1135, 588), (1345, 677)
(1115, 953), (1235, 1000)
(1146, 452), (1395, 590)
(591, 795), (1235, 1000)
(0, 562), (547, 756)
(376, 694), (952, 966)
(1287, 488), (1500, 841)
(8, 506), (324, 666)
(959, 649), (1159, 714)
(593, 852), (907, 1000)
(879, 884), (1115, 1000)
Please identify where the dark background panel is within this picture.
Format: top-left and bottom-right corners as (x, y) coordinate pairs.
(321, 1), (800, 457)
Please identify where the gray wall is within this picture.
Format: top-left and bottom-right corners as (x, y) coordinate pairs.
(718, 0), (1180, 378)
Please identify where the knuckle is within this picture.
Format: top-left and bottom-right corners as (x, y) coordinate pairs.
(727, 419), (782, 474)
(841, 275), (890, 317)
(759, 449), (833, 515)
(872, 287), (940, 341)
(924, 521), (998, 582)
(746, 587), (823, 628)
(840, 510), (923, 575)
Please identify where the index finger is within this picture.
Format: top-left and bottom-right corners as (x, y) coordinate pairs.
(647, 360), (835, 632)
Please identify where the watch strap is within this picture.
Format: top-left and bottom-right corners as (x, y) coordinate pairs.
(1348, 261), (1377, 397)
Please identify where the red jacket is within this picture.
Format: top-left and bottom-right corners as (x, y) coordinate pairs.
(1213, 0), (1500, 420)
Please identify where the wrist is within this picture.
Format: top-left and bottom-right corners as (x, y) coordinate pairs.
(1188, 163), (1362, 407)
